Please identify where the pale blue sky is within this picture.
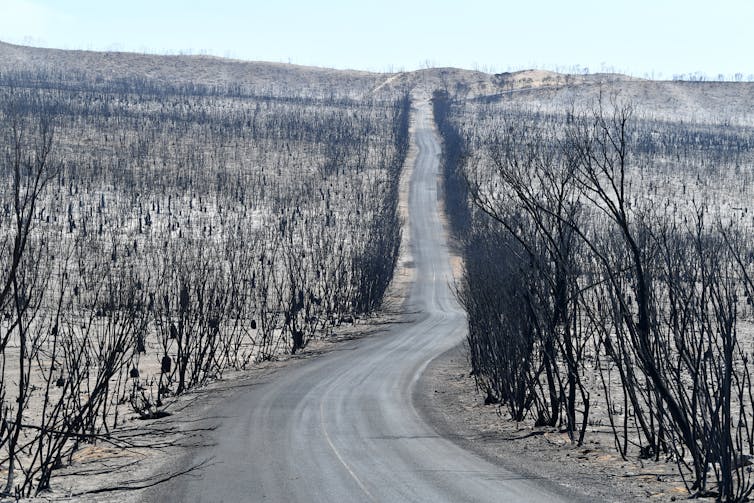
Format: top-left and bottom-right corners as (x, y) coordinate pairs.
(1, 0), (752, 78)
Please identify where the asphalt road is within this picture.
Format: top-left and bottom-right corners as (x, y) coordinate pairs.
(143, 100), (579, 502)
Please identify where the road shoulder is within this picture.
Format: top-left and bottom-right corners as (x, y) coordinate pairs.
(414, 344), (688, 503)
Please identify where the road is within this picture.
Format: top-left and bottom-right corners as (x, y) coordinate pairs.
(143, 100), (579, 502)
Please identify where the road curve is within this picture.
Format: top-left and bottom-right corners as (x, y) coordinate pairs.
(143, 100), (580, 502)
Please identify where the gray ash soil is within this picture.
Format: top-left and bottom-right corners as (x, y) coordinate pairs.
(415, 344), (700, 503)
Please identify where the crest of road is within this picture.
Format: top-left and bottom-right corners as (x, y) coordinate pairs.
(143, 99), (581, 502)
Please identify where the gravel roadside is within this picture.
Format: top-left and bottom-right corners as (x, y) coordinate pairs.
(414, 343), (696, 503)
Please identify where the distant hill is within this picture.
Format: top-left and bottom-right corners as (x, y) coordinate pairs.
(2, 41), (754, 123)
(0, 41), (387, 98)
(476, 74), (754, 125)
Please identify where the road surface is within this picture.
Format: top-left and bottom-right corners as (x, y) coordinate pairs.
(143, 100), (580, 502)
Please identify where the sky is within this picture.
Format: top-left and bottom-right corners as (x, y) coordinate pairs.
(1, 0), (753, 79)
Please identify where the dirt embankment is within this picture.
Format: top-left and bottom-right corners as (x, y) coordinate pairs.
(416, 344), (703, 502)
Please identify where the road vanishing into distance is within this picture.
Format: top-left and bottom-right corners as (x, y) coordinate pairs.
(144, 100), (579, 502)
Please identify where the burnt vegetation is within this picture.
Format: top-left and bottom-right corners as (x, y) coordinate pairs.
(0, 67), (409, 496)
(6, 40), (754, 502)
(435, 89), (754, 501)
